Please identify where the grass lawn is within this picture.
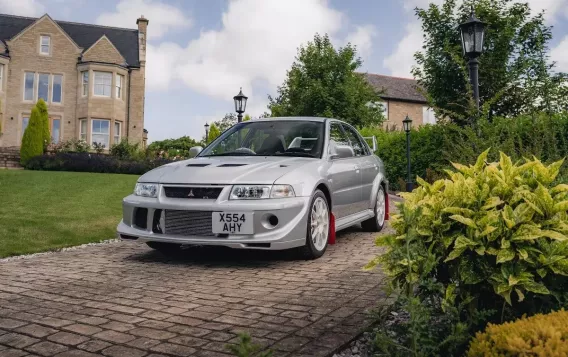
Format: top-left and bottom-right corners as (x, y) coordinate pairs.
(0, 170), (138, 258)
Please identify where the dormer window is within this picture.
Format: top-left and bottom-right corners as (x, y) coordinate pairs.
(40, 35), (50, 55)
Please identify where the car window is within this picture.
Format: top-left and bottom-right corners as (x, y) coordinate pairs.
(342, 124), (367, 156)
(329, 123), (349, 146)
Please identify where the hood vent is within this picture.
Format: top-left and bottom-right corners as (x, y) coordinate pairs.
(187, 163), (211, 167)
(218, 164), (248, 167)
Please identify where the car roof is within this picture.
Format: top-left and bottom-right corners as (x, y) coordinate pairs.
(249, 116), (331, 123)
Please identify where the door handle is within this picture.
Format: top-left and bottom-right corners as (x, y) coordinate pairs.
(356, 169), (360, 173)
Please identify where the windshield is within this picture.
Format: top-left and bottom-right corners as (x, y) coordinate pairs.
(200, 120), (325, 158)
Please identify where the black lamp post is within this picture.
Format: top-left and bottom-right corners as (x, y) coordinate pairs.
(459, 8), (486, 111)
(233, 88), (248, 123)
(403, 115), (413, 192)
(204, 122), (210, 144)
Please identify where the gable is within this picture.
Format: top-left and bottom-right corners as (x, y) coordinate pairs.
(82, 35), (126, 65)
(10, 14), (81, 51)
(0, 13), (139, 67)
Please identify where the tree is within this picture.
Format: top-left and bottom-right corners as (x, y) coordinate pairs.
(243, 114), (252, 122)
(214, 113), (238, 132)
(268, 34), (385, 127)
(208, 123), (221, 142)
(36, 99), (50, 151)
(20, 107), (44, 164)
(413, 0), (568, 125)
(147, 136), (201, 158)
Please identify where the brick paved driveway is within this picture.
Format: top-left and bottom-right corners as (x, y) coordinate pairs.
(0, 215), (393, 357)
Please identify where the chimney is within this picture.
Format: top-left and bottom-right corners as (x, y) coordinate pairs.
(136, 15), (149, 64)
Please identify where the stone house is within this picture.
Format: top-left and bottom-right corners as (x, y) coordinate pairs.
(0, 13), (148, 149)
(364, 73), (437, 129)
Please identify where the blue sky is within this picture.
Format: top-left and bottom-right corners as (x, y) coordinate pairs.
(2, 0), (568, 142)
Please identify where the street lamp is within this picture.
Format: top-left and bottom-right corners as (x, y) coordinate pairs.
(204, 122), (210, 144)
(233, 88), (248, 123)
(403, 115), (413, 192)
(459, 8), (486, 110)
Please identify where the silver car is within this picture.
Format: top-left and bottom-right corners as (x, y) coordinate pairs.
(117, 117), (389, 259)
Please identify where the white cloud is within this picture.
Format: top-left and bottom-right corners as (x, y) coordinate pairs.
(550, 35), (568, 72)
(96, 0), (191, 40)
(383, 22), (422, 78)
(144, 0), (375, 117)
(0, 0), (45, 16)
(345, 24), (377, 59)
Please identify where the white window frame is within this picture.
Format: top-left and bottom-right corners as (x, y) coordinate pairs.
(93, 71), (112, 97)
(0, 64), (4, 91)
(116, 74), (124, 99)
(40, 35), (51, 55)
(23, 72), (35, 101)
(79, 119), (88, 141)
(37, 73), (50, 102)
(21, 115), (30, 139)
(114, 121), (122, 144)
(422, 106), (437, 125)
(91, 119), (111, 149)
(51, 74), (63, 104)
(82, 71), (89, 96)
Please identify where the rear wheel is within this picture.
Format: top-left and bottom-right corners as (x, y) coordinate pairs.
(146, 241), (181, 253)
(299, 190), (330, 259)
(362, 185), (386, 232)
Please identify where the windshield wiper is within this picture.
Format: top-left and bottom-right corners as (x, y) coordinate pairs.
(271, 152), (316, 158)
(202, 152), (256, 157)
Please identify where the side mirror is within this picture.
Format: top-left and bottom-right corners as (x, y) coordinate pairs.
(189, 146), (203, 158)
(329, 141), (354, 160)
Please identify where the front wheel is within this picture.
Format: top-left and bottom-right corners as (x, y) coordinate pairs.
(362, 185), (386, 232)
(299, 190), (330, 260)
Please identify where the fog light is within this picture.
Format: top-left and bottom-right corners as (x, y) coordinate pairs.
(268, 215), (279, 227)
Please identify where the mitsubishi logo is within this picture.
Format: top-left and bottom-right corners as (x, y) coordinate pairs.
(187, 189), (195, 197)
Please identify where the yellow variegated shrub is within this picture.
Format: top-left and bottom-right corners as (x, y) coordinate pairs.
(467, 310), (568, 356)
(372, 149), (568, 316)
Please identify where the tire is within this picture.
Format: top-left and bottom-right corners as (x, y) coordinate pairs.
(146, 241), (181, 253)
(299, 190), (330, 260)
(362, 185), (386, 232)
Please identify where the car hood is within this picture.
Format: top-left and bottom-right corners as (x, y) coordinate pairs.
(140, 156), (315, 185)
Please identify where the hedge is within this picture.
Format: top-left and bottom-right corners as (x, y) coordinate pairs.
(467, 310), (568, 356)
(25, 152), (172, 175)
(364, 113), (568, 190)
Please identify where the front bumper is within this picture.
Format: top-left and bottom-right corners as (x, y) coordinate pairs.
(117, 188), (310, 250)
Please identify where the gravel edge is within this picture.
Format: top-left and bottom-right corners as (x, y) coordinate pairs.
(0, 239), (121, 262)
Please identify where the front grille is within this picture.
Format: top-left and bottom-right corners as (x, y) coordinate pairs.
(164, 186), (224, 199)
(164, 210), (214, 236)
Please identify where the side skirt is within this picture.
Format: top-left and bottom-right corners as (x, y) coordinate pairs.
(335, 210), (374, 231)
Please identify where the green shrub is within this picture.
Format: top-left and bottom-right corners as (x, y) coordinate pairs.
(371, 150), (568, 320)
(110, 140), (143, 160)
(226, 333), (272, 357)
(36, 99), (50, 151)
(92, 142), (106, 154)
(467, 309), (568, 356)
(20, 107), (44, 165)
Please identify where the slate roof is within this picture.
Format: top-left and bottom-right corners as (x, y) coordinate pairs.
(364, 73), (427, 103)
(0, 13), (140, 67)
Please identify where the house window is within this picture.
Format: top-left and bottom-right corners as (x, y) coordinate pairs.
(40, 35), (50, 55)
(24, 72), (35, 101)
(380, 101), (389, 120)
(94, 71), (112, 97)
(92, 119), (110, 148)
(22, 116), (30, 138)
(114, 121), (121, 144)
(38, 73), (49, 101)
(52, 74), (62, 103)
(0, 64), (3, 91)
(82, 71), (89, 96)
(79, 119), (87, 141)
(116, 74), (124, 99)
(51, 118), (61, 144)
(422, 106), (437, 125)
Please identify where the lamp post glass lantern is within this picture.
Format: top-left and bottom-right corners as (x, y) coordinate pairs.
(233, 88), (248, 123)
(204, 122), (210, 144)
(459, 8), (486, 110)
(403, 115), (413, 192)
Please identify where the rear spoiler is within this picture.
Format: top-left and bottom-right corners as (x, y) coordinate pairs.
(363, 136), (377, 152)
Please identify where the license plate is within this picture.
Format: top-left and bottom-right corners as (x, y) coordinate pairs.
(212, 212), (254, 235)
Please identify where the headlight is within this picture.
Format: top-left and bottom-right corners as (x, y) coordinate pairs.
(134, 183), (158, 197)
(229, 185), (296, 200)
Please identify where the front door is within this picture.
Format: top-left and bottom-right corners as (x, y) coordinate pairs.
(328, 122), (362, 219)
(342, 124), (377, 212)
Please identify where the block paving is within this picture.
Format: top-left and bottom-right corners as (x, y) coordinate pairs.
(0, 208), (394, 357)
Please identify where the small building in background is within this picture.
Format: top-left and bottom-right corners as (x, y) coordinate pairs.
(364, 73), (437, 129)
